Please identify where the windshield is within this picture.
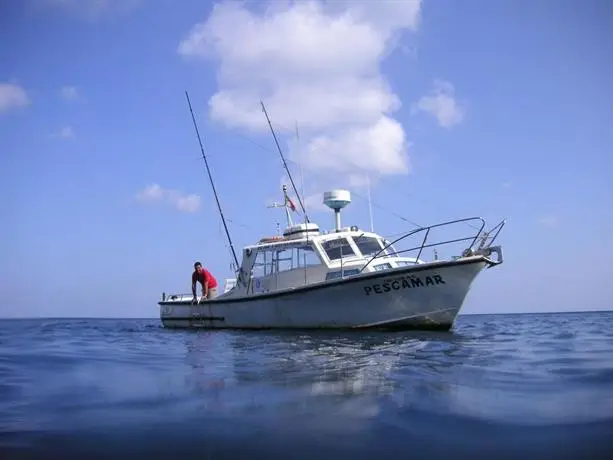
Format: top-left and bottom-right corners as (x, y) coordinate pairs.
(321, 238), (356, 260)
(381, 239), (399, 257)
(353, 236), (385, 257)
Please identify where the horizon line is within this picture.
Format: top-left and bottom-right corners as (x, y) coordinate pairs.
(1, 310), (612, 321)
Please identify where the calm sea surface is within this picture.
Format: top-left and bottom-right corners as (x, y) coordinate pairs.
(1, 312), (612, 459)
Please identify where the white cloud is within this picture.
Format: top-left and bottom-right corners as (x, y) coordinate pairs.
(178, 0), (422, 184)
(58, 125), (75, 138)
(347, 173), (372, 188)
(60, 86), (79, 101)
(0, 83), (30, 113)
(415, 79), (464, 128)
(304, 192), (331, 213)
(538, 215), (559, 227)
(136, 183), (201, 213)
(137, 183), (165, 201)
(175, 194), (201, 213)
(51, 125), (75, 139)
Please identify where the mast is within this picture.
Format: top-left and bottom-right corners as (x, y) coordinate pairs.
(266, 184), (293, 228)
(260, 100), (310, 223)
(185, 90), (240, 270)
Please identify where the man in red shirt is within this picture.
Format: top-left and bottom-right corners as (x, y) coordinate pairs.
(191, 261), (218, 303)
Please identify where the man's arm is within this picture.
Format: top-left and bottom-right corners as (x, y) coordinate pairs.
(191, 273), (197, 298)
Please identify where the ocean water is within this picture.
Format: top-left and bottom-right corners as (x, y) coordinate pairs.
(1, 312), (612, 459)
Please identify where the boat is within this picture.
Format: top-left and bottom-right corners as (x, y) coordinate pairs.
(158, 185), (505, 330)
(158, 93), (505, 331)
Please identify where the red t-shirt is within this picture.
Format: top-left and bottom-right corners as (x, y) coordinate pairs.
(192, 268), (218, 289)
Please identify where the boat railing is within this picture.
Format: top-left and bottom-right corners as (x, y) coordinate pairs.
(476, 218), (506, 250)
(360, 217), (504, 273)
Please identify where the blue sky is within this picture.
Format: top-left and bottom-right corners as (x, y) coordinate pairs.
(1, 0), (611, 318)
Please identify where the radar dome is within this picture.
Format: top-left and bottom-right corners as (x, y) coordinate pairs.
(323, 190), (351, 232)
(323, 190), (351, 211)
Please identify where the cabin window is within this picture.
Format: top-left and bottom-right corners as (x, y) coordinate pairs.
(373, 263), (392, 271)
(252, 250), (273, 277)
(322, 238), (356, 260)
(252, 244), (323, 277)
(325, 268), (360, 280)
(274, 249), (295, 272)
(353, 236), (385, 257)
(296, 245), (322, 267)
(275, 245), (323, 272)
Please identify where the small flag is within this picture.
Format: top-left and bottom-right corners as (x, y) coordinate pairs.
(284, 191), (297, 212)
(286, 196), (297, 212)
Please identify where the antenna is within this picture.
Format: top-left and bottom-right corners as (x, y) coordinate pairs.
(295, 121), (307, 214)
(185, 90), (240, 270)
(296, 120), (309, 285)
(323, 189), (351, 232)
(366, 174), (374, 232)
(260, 101), (309, 223)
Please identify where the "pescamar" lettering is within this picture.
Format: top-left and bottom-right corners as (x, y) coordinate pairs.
(363, 274), (446, 296)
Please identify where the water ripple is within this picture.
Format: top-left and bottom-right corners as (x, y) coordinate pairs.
(1, 313), (612, 458)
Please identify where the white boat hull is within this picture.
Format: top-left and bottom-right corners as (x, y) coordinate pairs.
(159, 256), (493, 331)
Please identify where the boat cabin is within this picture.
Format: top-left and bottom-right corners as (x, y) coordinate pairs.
(224, 222), (424, 297)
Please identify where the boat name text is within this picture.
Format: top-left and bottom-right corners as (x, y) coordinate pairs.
(364, 274), (446, 295)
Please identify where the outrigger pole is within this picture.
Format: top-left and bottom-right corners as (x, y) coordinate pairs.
(185, 90), (240, 270)
(260, 100), (310, 223)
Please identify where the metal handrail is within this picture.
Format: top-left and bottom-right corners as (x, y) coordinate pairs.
(486, 219), (506, 247)
(358, 217), (487, 273)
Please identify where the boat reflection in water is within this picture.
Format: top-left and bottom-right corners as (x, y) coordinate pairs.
(180, 329), (473, 433)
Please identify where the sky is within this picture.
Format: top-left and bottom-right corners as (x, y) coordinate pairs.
(1, 0), (612, 318)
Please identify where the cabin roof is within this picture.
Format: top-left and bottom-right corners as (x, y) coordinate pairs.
(243, 229), (385, 251)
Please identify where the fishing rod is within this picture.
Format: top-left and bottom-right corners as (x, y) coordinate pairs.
(185, 90), (240, 270)
(260, 100), (310, 223)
